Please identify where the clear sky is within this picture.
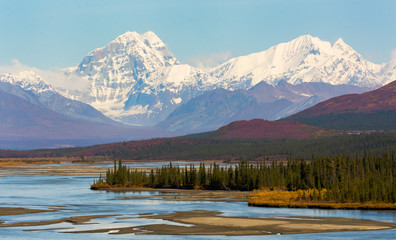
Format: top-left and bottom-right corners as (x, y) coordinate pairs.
(0, 0), (395, 70)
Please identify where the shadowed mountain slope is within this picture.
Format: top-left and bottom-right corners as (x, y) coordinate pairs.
(0, 89), (175, 149)
(157, 81), (368, 133)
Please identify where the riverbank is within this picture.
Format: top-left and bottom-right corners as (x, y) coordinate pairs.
(0, 162), (109, 176)
(0, 158), (60, 167)
(0, 159), (207, 176)
(248, 200), (396, 210)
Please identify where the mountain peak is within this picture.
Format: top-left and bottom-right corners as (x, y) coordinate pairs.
(334, 37), (346, 46)
(271, 35), (333, 59)
(142, 30), (161, 40)
(114, 31), (165, 49)
(288, 35), (330, 49)
(293, 34), (316, 42)
(78, 30), (178, 72)
(332, 37), (355, 54)
(113, 31), (140, 44)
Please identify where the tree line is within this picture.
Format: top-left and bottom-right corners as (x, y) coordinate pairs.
(2, 132), (396, 162)
(93, 151), (396, 203)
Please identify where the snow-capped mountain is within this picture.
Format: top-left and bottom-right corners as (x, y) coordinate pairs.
(59, 31), (217, 125)
(56, 32), (392, 127)
(0, 71), (56, 95)
(0, 71), (116, 124)
(4, 32), (393, 130)
(209, 35), (384, 89)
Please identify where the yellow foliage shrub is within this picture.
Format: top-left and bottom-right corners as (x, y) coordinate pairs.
(248, 189), (396, 210)
(90, 181), (110, 190)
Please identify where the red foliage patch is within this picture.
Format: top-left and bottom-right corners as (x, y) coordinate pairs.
(215, 119), (321, 139)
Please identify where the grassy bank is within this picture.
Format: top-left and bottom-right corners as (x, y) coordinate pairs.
(0, 158), (59, 167)
(248, 189), (396, 210)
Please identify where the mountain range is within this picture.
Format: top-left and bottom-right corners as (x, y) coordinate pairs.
(1, 31), (395, 148)
(55, 32), (393, 128)
(1, 79), (396, 157)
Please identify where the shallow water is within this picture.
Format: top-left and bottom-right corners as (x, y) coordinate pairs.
(0, 171), (395, 239)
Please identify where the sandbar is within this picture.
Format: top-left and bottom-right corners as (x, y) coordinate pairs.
(66, 210), (396, 235)
(0, 207), (57, 216)
(0, 214), (118, 227)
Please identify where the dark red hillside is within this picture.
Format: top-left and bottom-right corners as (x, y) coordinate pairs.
(214, 119), (323, 139)
(289, 80), (396, 118)
(286, 80), (396, 130)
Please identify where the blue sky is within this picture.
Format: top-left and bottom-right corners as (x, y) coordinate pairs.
(0, 0), (395, 70)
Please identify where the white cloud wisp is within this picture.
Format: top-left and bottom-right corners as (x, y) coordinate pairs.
(185, 51), (233, 70)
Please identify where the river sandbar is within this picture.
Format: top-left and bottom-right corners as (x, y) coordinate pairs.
(66, 210), (396, 235)
(0, 214), (119, 227)
(0, 207), (57, 216)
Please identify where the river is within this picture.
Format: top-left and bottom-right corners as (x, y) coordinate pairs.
(0, 165), (395, 239)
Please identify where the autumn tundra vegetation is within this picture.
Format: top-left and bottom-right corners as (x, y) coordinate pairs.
(92, 152), (396, 209)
